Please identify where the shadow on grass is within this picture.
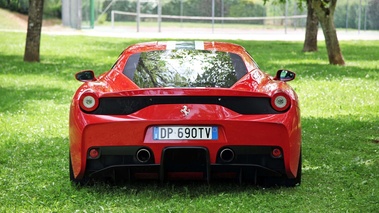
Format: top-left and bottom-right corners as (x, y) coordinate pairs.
(2, 39), (378, 82)
(0, 54), (112, 81)
(233, 40), (379, 80)
(67, 115), (379, 196)
(301, 115), (379, 147)
(289, 63), (378, 80)
(260, 58), (378, 81)
(300, 115), (378, 185)
(75, 179), (288, 199)
(340, 41), (379, 61)
(0, 84), (72, 113)
(236, 40), (379, 63)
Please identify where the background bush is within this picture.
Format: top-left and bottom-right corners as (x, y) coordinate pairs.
(334, 0), (379, 30)
(0, 0), (61, 18)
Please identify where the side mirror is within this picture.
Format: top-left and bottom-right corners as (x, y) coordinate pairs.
(75, 70), (97, 82)
(274, 70), (296, 82)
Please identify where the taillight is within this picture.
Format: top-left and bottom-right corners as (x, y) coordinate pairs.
(79, 93), (99, 112)
(271, 92), (291, 112)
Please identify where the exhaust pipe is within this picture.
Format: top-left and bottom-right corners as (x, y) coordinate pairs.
(136, 148), (151, 163)
(220, 148), (234, 163)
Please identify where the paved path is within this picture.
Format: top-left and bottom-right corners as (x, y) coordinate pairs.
(52, 26), (379, 41)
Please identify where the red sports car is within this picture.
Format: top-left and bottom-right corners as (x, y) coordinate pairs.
(69, 41), (301, 186)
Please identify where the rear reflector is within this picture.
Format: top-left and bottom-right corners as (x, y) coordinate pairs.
(89, 148), (100, 159)
(271, 148), (282, 158)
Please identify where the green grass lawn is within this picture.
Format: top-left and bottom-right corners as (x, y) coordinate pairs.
(0, 31), (378, 212)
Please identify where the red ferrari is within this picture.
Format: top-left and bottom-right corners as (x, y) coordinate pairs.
(69, 41), (301, 186)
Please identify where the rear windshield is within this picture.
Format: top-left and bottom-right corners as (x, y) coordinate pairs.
(123, 49), (248, 88)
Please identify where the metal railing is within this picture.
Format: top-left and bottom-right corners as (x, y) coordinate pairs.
(111, 10), (307, 33)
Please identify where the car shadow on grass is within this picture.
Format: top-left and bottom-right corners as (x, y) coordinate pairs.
(74, 115), (379, 195)
(75, 178), (291, 198)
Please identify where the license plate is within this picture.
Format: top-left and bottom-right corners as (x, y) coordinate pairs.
(153, 126), (218, 140)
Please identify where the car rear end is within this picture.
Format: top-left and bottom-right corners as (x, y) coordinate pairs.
(70, 88), (300, 185)
(69, 41), (301, 186)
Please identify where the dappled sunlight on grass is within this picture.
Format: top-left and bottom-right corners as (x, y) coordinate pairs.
(295, 78), (378, 118)
(0, 32), (378, 212)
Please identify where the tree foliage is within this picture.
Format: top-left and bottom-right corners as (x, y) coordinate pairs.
(105, 0), (266, 23)
(229, 0), (266, 24)
(334, 0), (379, 30)
(0, 0), (28, 13)
(3, 0), (379, 30)
(0, 0), (60, 18)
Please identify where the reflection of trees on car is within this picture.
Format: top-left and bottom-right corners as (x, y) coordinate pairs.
(134, 51), (165, 87)
(133, 50), (238, 88)
(192, 52), (237, 88)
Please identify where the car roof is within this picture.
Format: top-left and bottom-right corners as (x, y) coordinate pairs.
(123, 41), (247, 55)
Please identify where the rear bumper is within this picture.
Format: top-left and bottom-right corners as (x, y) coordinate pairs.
(85, 146), (286, 182)
(70, 104), (301, 181)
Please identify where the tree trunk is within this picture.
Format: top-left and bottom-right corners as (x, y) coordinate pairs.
(24, 0), (44, 62)
(303, 0), (319, 52)
(312, 0), (345, 65)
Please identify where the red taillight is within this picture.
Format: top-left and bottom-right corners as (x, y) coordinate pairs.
(271, 148), (282, 158)
(89, 148), (100, 159)
(79, 93), (99, 112)
(271, 92), (291, 112)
